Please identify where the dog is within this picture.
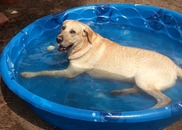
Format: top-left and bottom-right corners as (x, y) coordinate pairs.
(21, 20), (182, 109)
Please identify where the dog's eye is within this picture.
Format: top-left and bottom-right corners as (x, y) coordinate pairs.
(70, 30), (76, 34)
(62, 26), (66, 30)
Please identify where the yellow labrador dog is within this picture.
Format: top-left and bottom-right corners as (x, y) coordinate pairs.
(21, 20), (182, 109)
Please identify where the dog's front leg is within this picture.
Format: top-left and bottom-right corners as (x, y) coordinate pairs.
(21, 66), (85, 78)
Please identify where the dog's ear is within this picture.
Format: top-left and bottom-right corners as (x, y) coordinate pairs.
(83, 26), (93, 44)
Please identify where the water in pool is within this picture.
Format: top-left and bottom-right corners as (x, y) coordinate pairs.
(15, 22), (182, 111)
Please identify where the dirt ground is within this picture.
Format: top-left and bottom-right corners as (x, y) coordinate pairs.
(0, 0), (182, 130)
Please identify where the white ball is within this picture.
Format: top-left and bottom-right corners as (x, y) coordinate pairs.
(47, 45), (55, 51)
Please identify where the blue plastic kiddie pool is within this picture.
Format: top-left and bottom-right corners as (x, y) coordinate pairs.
(1, 4), (182, 130)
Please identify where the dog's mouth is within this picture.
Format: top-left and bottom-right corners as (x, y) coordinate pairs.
(58, 44), (73, 52)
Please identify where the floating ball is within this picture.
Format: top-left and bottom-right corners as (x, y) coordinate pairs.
(47, 45), (55, 51)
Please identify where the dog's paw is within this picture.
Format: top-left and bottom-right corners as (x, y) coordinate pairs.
(21, 72), (37, 78)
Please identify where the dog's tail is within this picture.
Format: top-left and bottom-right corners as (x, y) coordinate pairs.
(176, 66), (182, 79)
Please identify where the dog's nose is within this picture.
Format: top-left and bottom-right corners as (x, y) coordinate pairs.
(56, 35), (63, 43)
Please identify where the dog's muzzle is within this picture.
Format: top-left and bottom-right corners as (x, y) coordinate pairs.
(56, 35), (63, 43)
(56, 36), (73, 52)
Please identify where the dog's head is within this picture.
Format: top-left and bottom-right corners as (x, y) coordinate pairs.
(56, 20), (94, 52)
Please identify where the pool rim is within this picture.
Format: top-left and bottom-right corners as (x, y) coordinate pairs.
(1, 3), (182, 123)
